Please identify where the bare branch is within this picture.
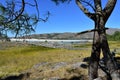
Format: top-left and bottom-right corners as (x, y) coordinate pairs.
(94, 0), (102, 12)
(77, 28), (109, 35)
(39, 11), (50, 22)
(103, 0), (117, 22)
(34, 0), (39, 19)
(16, 1), (35, 6)
(4, 0), (25, 24)
(52, 0), (71, 5)
(81, 0), (95, 12)
(76, 0), (95, 20)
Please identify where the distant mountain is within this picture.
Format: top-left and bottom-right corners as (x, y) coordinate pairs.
(24, 28), (120, 40)
(106, 28), (120, 35)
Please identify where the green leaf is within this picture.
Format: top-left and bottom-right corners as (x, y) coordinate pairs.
(0, 4), (6, 14)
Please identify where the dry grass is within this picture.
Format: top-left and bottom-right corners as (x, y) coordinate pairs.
(0, 42), (90, 79)
(0, 41), (119, 79)
(30, 65), (88, 80)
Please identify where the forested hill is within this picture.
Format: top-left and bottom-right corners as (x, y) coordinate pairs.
(24, 28), (120, 40)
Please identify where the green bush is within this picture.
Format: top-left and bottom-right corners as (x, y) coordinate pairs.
(107, 31), (120, 41)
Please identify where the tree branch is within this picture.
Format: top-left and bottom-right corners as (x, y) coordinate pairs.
(76, 0), (95, 20)
(16, 1), (35, 6)
(93, 0), (104, 17)
(81, 0), (95, 12)
(94, 0), (102, 12)
(77, 28), (109, 35)
(4, 0), (25, 24)
(103, 0), (117, 22)
(34, 0), (39, 19)
(39, 11), (50, 22)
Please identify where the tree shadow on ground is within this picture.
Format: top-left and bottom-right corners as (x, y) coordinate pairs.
(82, 56), (120, 69)
(82, 57), (90, 63)
(59, 75), (87, 80)
(115, 57), (120, 69)
(0, 73), (30, 80)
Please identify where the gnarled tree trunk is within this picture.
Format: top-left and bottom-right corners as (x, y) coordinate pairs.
(76, 0), (120, 80)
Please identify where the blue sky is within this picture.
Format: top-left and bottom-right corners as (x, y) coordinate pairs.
(33, 0), (120, 34)
(9, 0), (120, 36)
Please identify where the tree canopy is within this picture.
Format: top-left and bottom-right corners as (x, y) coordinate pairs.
(0, 0), (49, 37)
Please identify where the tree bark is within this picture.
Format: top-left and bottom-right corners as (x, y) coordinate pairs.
(89, 14), (101, 80)
(100, 26), (120, 80)
(89, 28), (101, 80)
(89, 14), (120, 80)
(76, 0), (120, 80)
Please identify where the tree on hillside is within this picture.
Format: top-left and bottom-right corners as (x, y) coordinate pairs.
(76, 0), (120, 80)
(52, 0), (120, 80)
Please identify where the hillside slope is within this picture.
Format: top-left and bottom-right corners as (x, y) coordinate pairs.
(24, 28), (120, 39)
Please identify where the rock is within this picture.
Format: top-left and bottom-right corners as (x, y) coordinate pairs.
(94, 77), (102, 80)
(52, 62), (67, 70)
(48, 77), (60, 80)
(72, 62), (88, 69)
(33, 62), (48, 69)
(1, 72), (30, 80)
(98, 69), (106, 78)
(111, 71), (120, 80)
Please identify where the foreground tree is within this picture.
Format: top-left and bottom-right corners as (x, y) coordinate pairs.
(53, 0), (120, 80)
(76, 0), (119, 80)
